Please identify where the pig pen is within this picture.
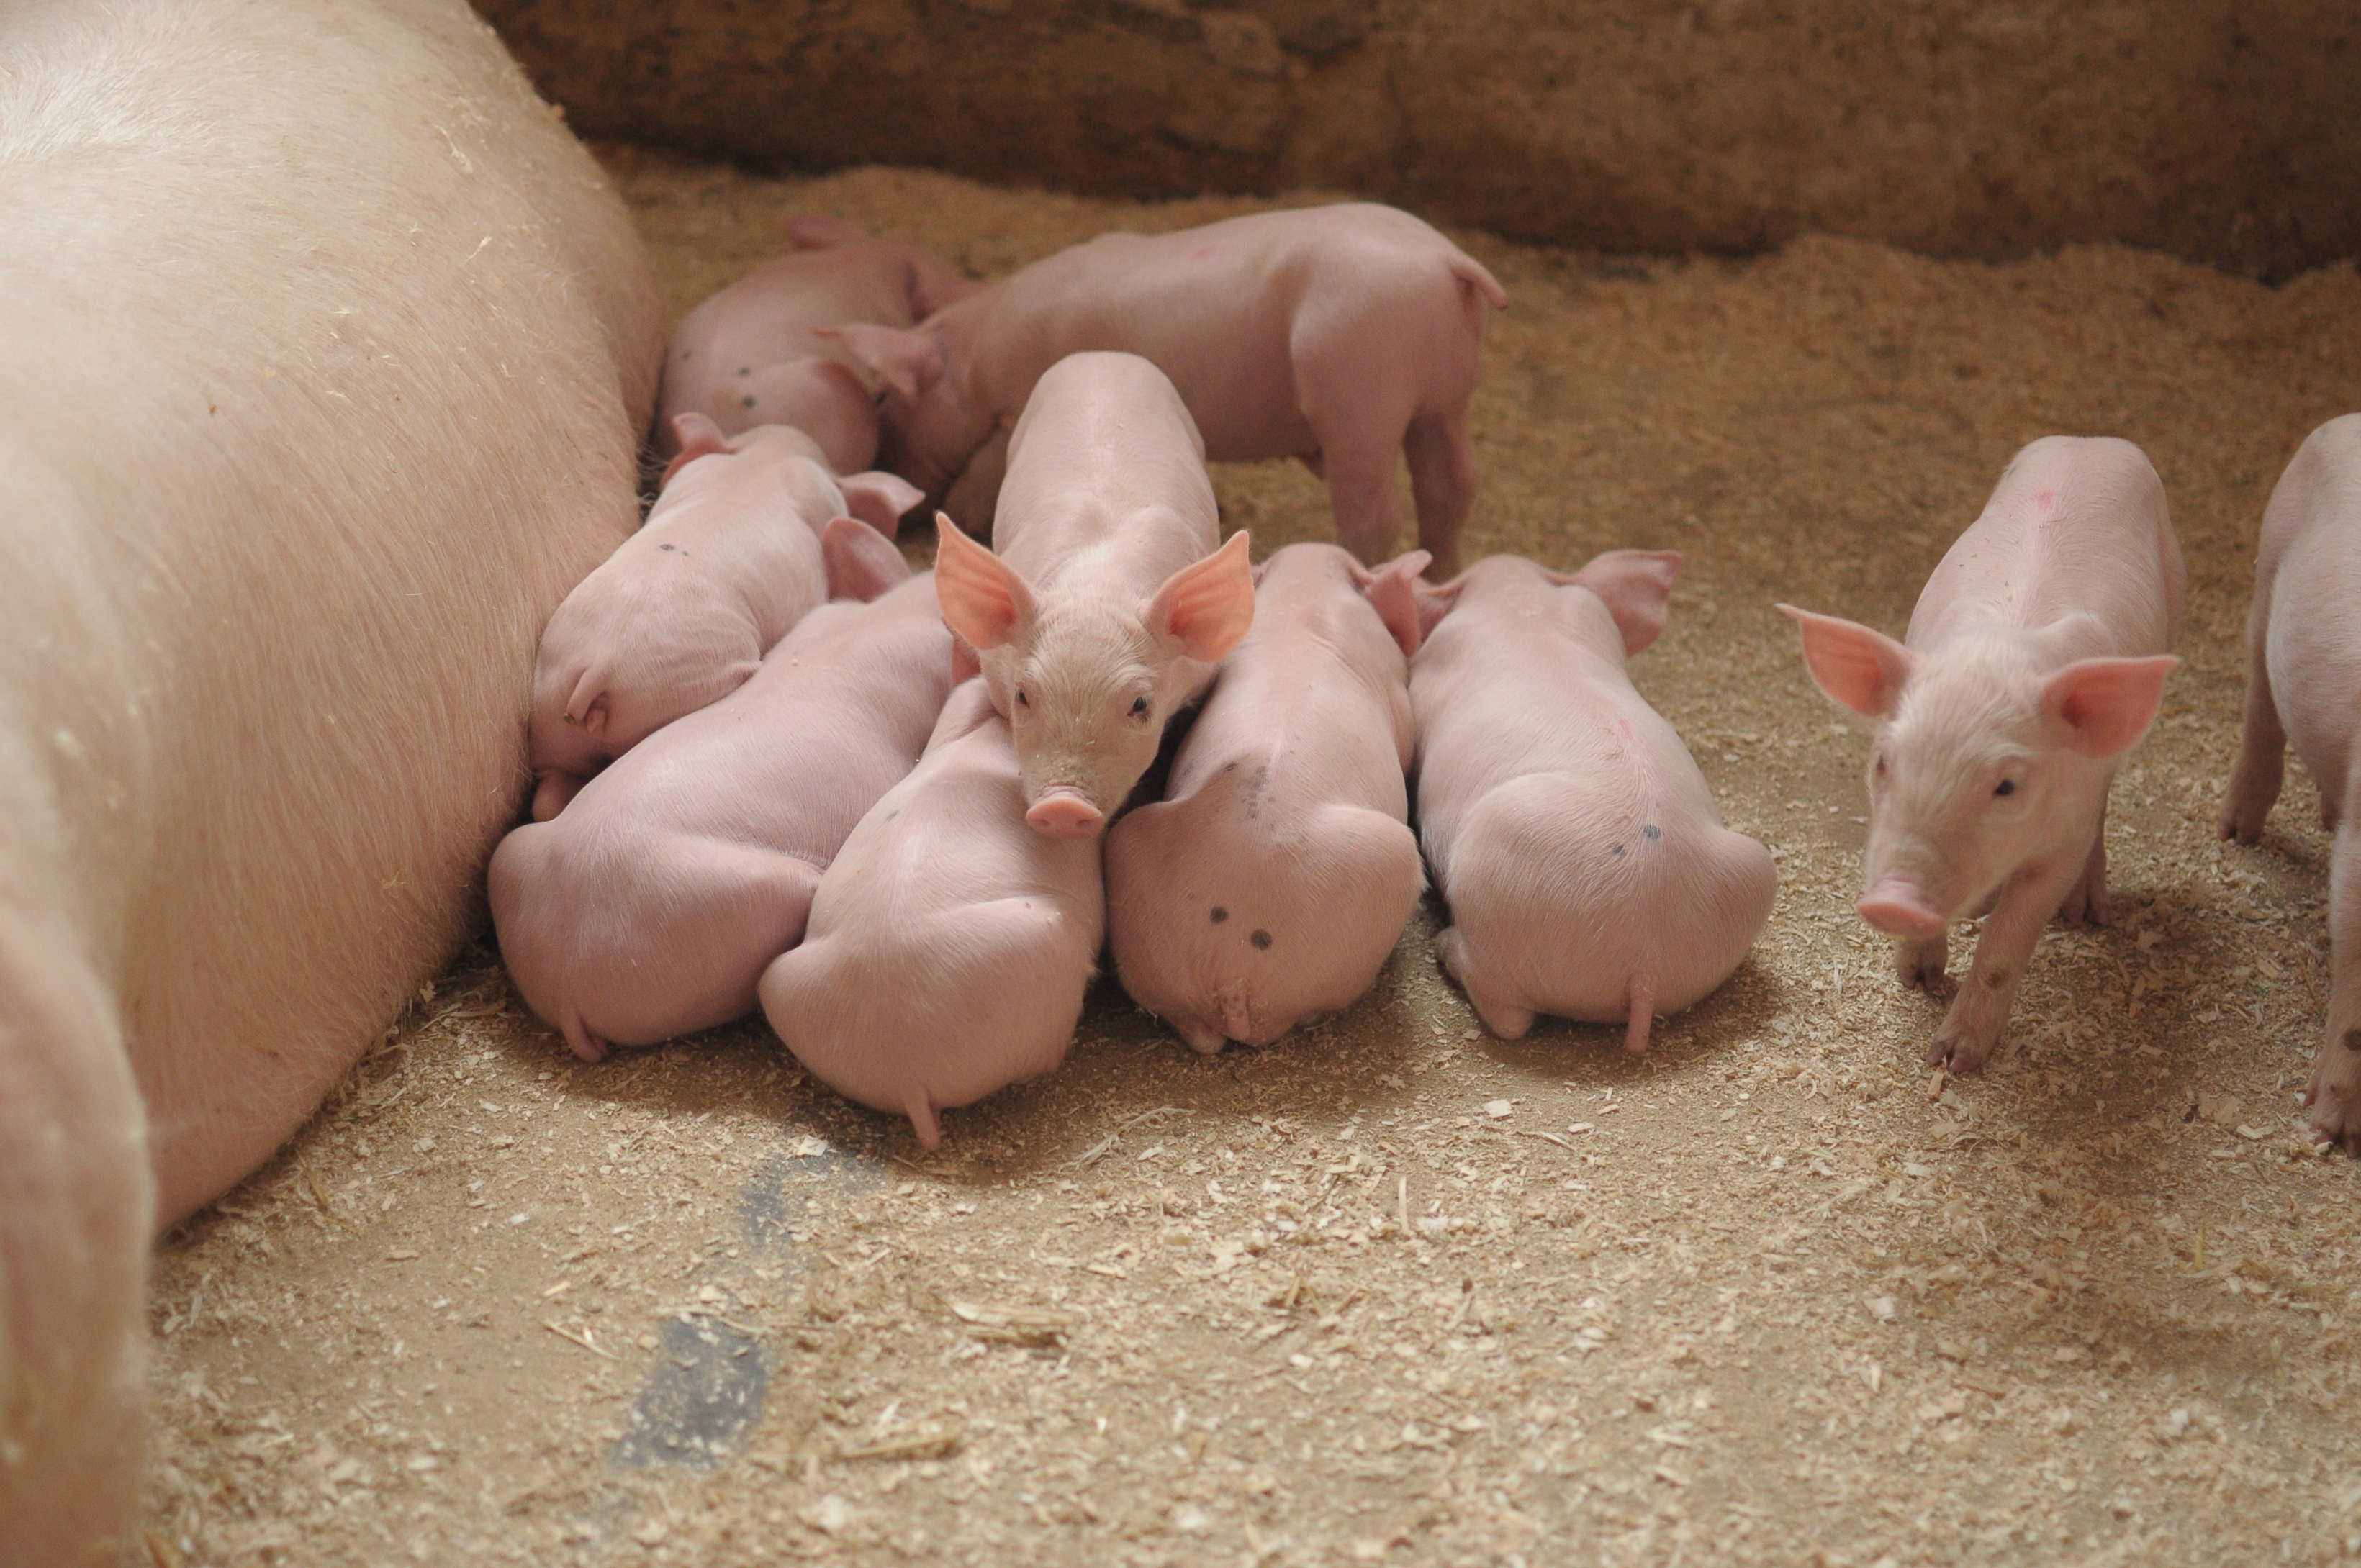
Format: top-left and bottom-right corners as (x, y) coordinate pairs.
(140, 153), (2361, 1566)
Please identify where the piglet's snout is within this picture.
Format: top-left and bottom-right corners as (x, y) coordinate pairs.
(1857, 876), (1946, 940)
(1026, 787), (1106, 840)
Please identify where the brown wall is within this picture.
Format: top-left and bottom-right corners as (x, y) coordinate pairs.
(479, 0), (2359, 278)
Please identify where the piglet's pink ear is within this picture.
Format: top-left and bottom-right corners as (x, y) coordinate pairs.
(837, 470), (924, 535)
(1409, 576), (1463, 643)
(1567, 550), (1681, 656)
(1359, 550), (1432, 659)
(822, 515), (912, 603)
(660, 412), (731, 488)
(2038, 655), (2178, 759)
(1147, 530), (1256, 663)
(1779, 604), (1914, 719)
(821, 324), (943, 402)
(932, 513), (1034, 651)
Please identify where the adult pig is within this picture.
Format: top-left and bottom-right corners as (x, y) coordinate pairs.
(2218, 414), (2361, 1151)
(528, 417), (920, 819)
(655, 217), (980, 476)
(1414, 553), (1777, 1047)
(759, 681), (1106, 1148)
(931, 352), (1258, 840)
(494, 560), (948, 1063)
(0, 0), (659, 1560)
(834, 203), (1507, 576)
(1784, 435), (2183, 1072)
(1107, 544), (1430, 1052)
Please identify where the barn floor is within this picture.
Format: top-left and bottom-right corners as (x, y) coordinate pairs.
(139, 153), (2361, 1567)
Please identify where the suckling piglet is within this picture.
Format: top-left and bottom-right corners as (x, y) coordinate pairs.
(1108, 543), (1430, 1052)
(2218, 414), (2361, 1149)
(931, 350), (1257, 840)
(1784, 435), (2183, 1071)
(759, 680), (1106, 1148)
(490, 562), (946, 1064)
(656, 216), (980, 474)
(834, 203), (1504, 575)
(528, 417), (921, 817)
(1414, 552), (1777, 1047)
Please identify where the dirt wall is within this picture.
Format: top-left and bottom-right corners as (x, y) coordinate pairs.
(474, 0), (2357, 280)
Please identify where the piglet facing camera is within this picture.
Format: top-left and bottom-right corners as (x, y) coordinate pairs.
(1412, 552), (1777, 1050)
(1107, 544), (1430, 1053)
(1784, 435), (2184, 1073)
(930, 352), (1257, 841)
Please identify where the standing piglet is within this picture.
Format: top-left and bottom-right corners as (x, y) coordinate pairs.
(1107, 544), (1430, 1052)
(528, 417), (920, 817)
(2218, 414), (2361, 1149)
(931, 351), (1258, 839)
(834, 204), (1505, 576)
(759, 681), (1106, 1148)
(1784, 435), (2183, 1071)
(1415, 553), (1777, 1046)
(656, 217), (980, 474)
(492, 557), (945, 1062)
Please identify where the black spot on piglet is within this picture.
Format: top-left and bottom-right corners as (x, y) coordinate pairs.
(1209, 907), (1228, 923)
(1250, 930), (1273, 950)
(1644, 824), (1662, 840)
(1610, 843), (1625, 858)
(741, 395), (756, 409)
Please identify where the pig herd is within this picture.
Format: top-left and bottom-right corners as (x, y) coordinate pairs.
(484, 207), (2361, 1167)
(7, 1), (2360, 1555)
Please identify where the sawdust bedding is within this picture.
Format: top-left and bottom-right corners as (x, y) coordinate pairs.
(138, 151), (2361, 1567)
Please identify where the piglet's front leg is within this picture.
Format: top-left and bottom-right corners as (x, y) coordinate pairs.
(1931, 859), (2080, 1073)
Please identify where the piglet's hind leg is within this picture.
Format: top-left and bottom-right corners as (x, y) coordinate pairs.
(1403, 409), (1476, 581)
(2306, 817), (2361, 1153)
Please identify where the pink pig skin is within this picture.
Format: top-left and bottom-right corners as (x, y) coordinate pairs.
(1107, 544), (1430, 1053)
(0, 0), (661, 1557)
(1785, 435), (2184, 1073)
(931, 352), (1259, 840)
(759, 681), (1106, 1148)
(654, 219), (980, 475)
(2218, 415), (2361, 1151)
(528, 420), (921, 819)
(1412, 553), (1777, 1048)
(491, 567), (946, 1063)
(834, 203), (1507, 578)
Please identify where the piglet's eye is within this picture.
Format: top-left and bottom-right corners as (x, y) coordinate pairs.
(1015, 689), (1030, 709)
(1129, 697), (1150, 717)
(1994, 779), (2017, 797)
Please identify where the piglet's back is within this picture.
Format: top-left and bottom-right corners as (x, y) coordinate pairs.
(759, 684), (1105, 1148)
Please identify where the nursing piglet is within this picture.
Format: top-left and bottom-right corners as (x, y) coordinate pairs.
(836, 204), (1504, 576)
(759, 681), (1105, 1148)
(1414, 553), (1777, 1046)
(1108, 544), (1430, 1052)
(656, 217), (979, 474)
(931, 351), (1257, 839)
(492, 555), (944, 1063)
(1784, 435), (2183, 1071)
(2217, 414), (2361, 1150)
(528, 417), (921, 817)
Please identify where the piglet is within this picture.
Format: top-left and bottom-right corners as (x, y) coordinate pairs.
(1784, 435), (2183, 1071)
(528, 417), (921, 818)
(656, 217), (980, 474)
(759, 680), (1106, 1148)
(491, 559), (944, 1062)
(931, 350), (1258, 839)
(2218, 414), (2361, 1149)
(1414, 553), (1777, 1046)
(1107, 543), (1430, 1052)
(834, 203), (1505, 576)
